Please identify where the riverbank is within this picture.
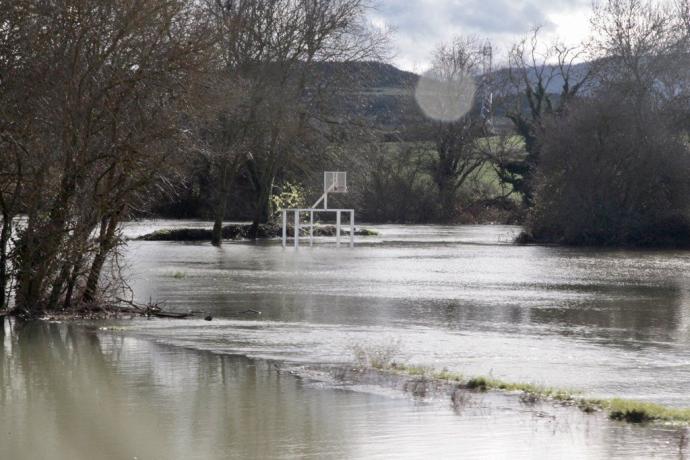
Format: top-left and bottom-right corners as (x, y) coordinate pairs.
(136, 223), (379, 242)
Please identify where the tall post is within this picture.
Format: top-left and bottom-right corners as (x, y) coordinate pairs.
(282, 210), (287, 248)
(336, 211), (341, 247)
(294, 210), (299, 248)
(309, 210), (314, 247)
(350, 210), (355, 248)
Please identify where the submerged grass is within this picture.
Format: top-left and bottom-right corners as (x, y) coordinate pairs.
(607, 399), (690, 423)
(367, 360), (690, 425)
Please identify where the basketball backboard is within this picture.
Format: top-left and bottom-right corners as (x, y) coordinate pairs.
(324, 172), (347, 193)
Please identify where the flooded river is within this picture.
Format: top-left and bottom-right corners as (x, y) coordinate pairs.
(3, 221), (690, 458)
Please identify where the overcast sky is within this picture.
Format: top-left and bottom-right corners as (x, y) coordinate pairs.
(368, 0), (594, 72)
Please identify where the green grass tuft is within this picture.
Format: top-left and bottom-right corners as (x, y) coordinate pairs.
(432, 369), (464, 382)
(608, 399), (690, 423)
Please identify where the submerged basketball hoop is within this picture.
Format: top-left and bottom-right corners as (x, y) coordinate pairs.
(280, 171), (355, 248)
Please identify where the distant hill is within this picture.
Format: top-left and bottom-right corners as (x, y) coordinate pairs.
(308, 61), (425, 141)
(491, 61), (593, 95)
(312, 60), (594, 141)
(314, 61), (419, 89)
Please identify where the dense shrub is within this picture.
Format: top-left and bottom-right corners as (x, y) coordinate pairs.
(528, 95), (690, 247)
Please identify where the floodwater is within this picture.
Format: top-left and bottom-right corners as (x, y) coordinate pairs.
(3, 221), (690, 458)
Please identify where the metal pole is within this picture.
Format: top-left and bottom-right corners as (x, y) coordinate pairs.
(282, 210), (287, 248)
(336, 210), (341, 247)
(294, 210), (299, 248)
(309, 210), (314, 246)
(350, 210), (354, 248)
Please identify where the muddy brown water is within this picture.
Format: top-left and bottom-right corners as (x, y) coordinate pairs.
(3, 221), (690, 458)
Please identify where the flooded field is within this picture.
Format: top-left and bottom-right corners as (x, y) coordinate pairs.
(125, 222), (690, 406)
(2, 322), (688, 459)
(3, 221), (690, 458)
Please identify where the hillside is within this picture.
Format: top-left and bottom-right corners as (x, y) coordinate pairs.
(317, 60), (594, 141)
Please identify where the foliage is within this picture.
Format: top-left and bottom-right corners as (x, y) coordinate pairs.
(270, 182), (307, 217)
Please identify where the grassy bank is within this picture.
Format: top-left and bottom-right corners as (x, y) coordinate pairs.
(370, 362), (690, 425)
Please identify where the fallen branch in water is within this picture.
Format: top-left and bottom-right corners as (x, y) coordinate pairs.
(115, 297), (196, 318)
(3, 297), (262, 322)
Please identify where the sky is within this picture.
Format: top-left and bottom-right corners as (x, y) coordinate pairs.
(368, 0), (594, 72)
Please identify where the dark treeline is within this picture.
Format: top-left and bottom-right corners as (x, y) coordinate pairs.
(1, 0), (690, 317)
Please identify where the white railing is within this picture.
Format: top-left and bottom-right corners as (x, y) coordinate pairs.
(281, 208), (354, 248)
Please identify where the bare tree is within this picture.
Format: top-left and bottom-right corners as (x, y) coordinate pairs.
(493, 28), (592, 207)
(359, 143), (436, 223)
(419, 37), (488, 222)
(590, 0), (690, 120)
(529, 92), (690, 246)
(3, 0), (211, 315)
(527, 0), (690, 246)
(199, 0), (388, 243)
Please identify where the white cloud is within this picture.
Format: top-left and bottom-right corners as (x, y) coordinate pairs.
(369, 0), (592, 72)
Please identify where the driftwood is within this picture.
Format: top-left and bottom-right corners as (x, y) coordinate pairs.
(117, 298), (261, 319)
(115, 297), (195, 318)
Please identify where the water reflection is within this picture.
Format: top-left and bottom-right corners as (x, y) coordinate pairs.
(2, 321), (689, 459)
(119, 222), (690, 405)
(124, 224), (690, 341)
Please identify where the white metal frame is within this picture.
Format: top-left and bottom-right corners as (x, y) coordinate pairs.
(311, 171), (347, 210)
(280, 171), (354, 248)
(281, 208), (355, 248)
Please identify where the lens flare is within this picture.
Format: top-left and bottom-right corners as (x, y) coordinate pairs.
(414, 69), (476, 122)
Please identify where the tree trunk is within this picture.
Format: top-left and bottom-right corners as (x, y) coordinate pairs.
(0, 213), (11, 311)
(211, 206), (226, 247)
(14, 218), (45, 316)
(212, 164), (230, 247)
(63, 257), (83, 309)
(46, 262), (71, 310)
(436, 179), (457, 223)
(15, 171), (77, 315)
(249, 181), (272, 239)
(82, 213), (120, 304)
